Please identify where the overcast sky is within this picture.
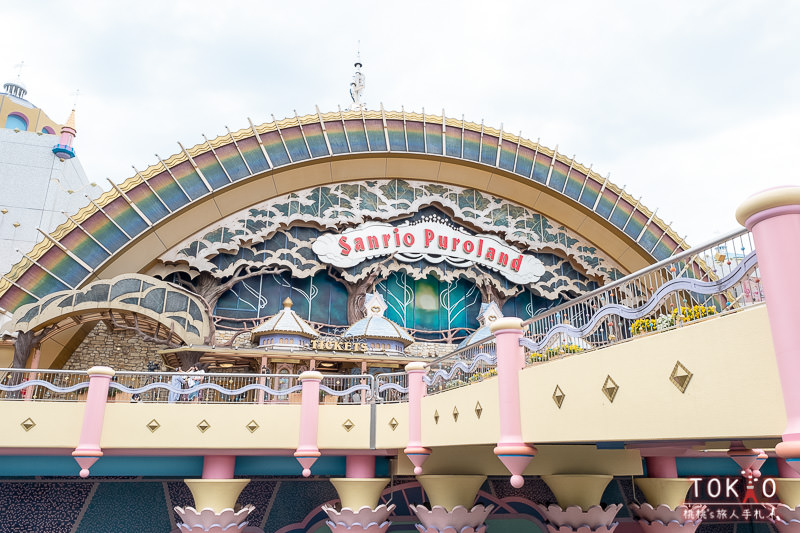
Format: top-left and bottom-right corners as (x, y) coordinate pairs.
(3, 0), (798, 245)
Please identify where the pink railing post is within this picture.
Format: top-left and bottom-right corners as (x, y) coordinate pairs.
(202, 455), (236, 479)
(736, 187), (800, 472)
(490, 318), (537, 488)
(404, 362), (431, 475)
(294, 370), (322, 477)
(72, 366), (115, 478)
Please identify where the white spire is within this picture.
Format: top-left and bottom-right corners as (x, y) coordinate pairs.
(349, 45), (365, 111)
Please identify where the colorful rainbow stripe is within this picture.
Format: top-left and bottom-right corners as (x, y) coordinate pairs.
(126, 182), (170, 223)
(364, 119), (386, 151)
(609, 198), (634, 229)
(103, 197), (149, 237)
(215, 142), (250, 181)
(147, 171), (190, 211)
(480, 135), (498, 166)
(322, 121), (349, 154)
(563, 170), (585, 201)
(514, 145), (535, 177)
(579, 177), (603, 209)
(344, 121), (368, 152)
(405, 121), (424, 153)
(425, 123), (442, 155)
(169, 160), (209, 200)
(236, 136), (271, 172)
(1, 113), (683, 313)
(302, 123), (330, 157)
(259, 131), (291, 165)
(60, 227), (109, 268)
(193, 151), (229, 189)
(498, 139), (516, 171)
(281, 126), (311, 161)
(385, 120), (406, 151)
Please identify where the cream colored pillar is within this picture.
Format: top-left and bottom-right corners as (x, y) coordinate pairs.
(410, 475), (493, 533)
(534, 475), (621, 533)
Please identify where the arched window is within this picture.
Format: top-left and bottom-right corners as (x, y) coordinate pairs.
(41, 126), (55, 135)
(5, 113), (28, 131)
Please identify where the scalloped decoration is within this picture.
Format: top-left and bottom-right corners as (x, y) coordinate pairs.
(175, 505), (254, 529)
(777, 504), (800, 522)
(409, 504), (494, 530)
(321, 504), (396, 527)
(636, 519), (703, 533)
(533, 503), (621, 528)
(545, 525), (617, 533)
(629, 503), (706, 523)
(326, 520), (392, 532)
(176, 521), (249, 532)
(413, 526), (487, 533)
(775, 518), (800, 533)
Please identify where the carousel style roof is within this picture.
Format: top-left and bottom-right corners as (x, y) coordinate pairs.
(457, 301), (503, 348)
(343, 294), (414, 345)
(251, 297), (318, 340)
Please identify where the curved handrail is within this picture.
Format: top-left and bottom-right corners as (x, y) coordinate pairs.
(424, 352), (497, 386)
(519, 251), (758, 353)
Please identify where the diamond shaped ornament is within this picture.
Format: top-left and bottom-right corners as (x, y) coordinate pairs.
(342, 419), (355, 432)
(246, 419), (260, 433)
(146, 419), (160, 433)
(670, 361), (693, 393)
(452, 406), (459, 422)
(552, 385), (565, 409)
(20, 417), (36, 432)
(474, 402), (483, 419)
(197, 419), (211, 433)
(389, 418), (399, 431)
(433, 410), (439, 424)
(602, 375), (619, 403)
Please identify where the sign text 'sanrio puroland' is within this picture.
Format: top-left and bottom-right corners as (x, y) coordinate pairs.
(312, 220), (545, 285)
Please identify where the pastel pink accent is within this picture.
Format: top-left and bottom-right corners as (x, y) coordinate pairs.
(534, 503), (622, 529)
(74, 457), (99, 478)
(258, 356), (268, 405)
(71, 367), (114, 477)
(744, 201), (800, 449)
(294, 375), (322, 476)
(409, 504), (493, 531)
(326, 522), (390, 533)
(779, 459), (800, 479)
(322, 504), (395, 527)
(24, 348), (41, 402)
(646, 457), (678, 478)
(404, 367), (431, 474)
(346, 455), (376, 478)
(175, 504), (254, 532)
(203, 456), (236, 479)
(493, 326), (536, 485)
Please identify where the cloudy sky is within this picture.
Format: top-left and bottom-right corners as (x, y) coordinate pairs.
(3, 0), (798, 245)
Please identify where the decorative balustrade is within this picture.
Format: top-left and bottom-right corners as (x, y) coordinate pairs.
(424, 339), (498, 396)
(520, 228), (760, 362)
(375, 371), (408, 403)
(319, 374), (374, 405)
(0, 368), (89, 401)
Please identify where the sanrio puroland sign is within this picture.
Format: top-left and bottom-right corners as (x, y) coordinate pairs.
(312, 221), (545, 285)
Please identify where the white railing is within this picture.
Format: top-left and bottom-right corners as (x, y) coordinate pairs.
(374, 371), (408, 403)
(0, 368), (90, 401)
(520, 228), (760, 363)
(320, 374), (374, 405)
(424, 338), (498, 395)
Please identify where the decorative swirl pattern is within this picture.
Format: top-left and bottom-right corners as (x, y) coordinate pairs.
(108, 381), (302, 398)
(520, 251), (758, 354)
(378, 383), (409, 394)
(0, 380), (89, 394)
(424, 352), (496, 386)
(319, 384), (372, 397)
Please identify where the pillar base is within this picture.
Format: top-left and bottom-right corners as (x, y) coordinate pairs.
(634, 478), (693, 510)
(322, 503), (395, 533)
(416, 475), (486, 512)
(184, 479), (250, 512)
(330, 478), (390, 510)
(541, 475), (613, 511)
(409, 503), (493, 533)
(533, 503), (621, 532)
(629, 503), (706, 532)
(174, 504), (255, 532)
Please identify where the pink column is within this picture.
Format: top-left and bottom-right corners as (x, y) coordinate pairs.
(404, 362), (431, 475)
(294, 370), (322, 477)
(202, 455), (236, 479)
(736, 187), (800, 471)
(490, 318), (537, 488)
(72, 366), (115, 478)
(346, 455), (375, 478)
(23, 347), (40, 402)
(646, 456), (678, 478)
